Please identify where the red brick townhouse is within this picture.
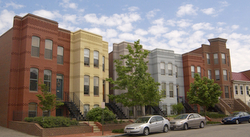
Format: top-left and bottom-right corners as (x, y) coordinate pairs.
(0, 14), (70, 127)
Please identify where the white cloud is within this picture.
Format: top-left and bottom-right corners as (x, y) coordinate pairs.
(148, 18), (168, 36)
(0, 10), (15, 34)
(146, 9), (160, 19)
(201, 8), (215, 15)
(83, 13), (141, 27)
(217, 22), (226, 26)
(117, 23), (133, 32)
(63, 14), (77, 24)
(33, 10), (61, 20)
(166, 20), (176, 26)
(106, 29), (118, 38)
(177, 19), (192, 28)
(231, 25), (239, 30)
(5, 2), (25, 9)
(164, 30), (187, 40)
(84, 27), (105, 36)
(128, 6), (139, 12)
(176, 4), (198, 17)
(60, 0), (78, 9)
(135, 29), (148, 36)
(192, 23), (214, 30)
(220, 1), (230, 7)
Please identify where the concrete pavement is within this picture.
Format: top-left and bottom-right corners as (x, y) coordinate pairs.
(0, 126), (38, 137)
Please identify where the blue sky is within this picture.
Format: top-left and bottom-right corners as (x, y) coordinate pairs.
(0, 0), (250, 72)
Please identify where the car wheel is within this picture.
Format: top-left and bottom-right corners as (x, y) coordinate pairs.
(183, 123), (188, 130)
(163, 125), (168, 133)
(200, 122), (204, 128)
(143, 127), (149, 136)
(235, 119), (239, 124)
(248, 119), (250, 123)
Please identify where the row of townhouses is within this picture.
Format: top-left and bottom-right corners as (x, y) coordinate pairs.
(1, 14), (250, 127)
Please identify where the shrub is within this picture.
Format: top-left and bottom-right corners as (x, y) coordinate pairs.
(24, 116), (78, 128)
(112, 129), (124, 133)
(86, 107), (116, 122)
(200, 112), (227, 118)
(171, 103), (184, 114)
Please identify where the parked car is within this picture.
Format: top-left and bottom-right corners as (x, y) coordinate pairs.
(124, 115), (170, 136)
(170, 113), (206, 130)
(221, 112), (250, 124)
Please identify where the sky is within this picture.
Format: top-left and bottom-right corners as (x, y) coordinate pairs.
(0, 0), (250, 72)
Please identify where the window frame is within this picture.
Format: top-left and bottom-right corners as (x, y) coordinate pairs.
(44, 39), (53, 59)
(175, 65), (178, 78)
(169, 83), (174, 98)
(223, 70), (228, 81)
(225, 86), (229, 98)
(208, 70), (212, 79)
(84, 75), (90, 95)
(28, 102), (37, 117)
(168, 63), (173, 76)
(214, 53), (218, 64)
(240, 86), (243, 95)
(206, 53), (210, 64)
(57, 46), (64, 64)
(215, 70), (220, 80)
(31, 36), (40, 57)
(221, 53), (226, 64)
(191, 66), (195, 78)
(44, 70), (52, 92)
(161, 82), (166, 97)
(235, 85), (238, 94)
(84, 49), (90, 66)
(94, 76), (99, 95)
(197, 66), (201, 77)
(160, 62), (165, 75)
(102, 56), (105, 72)
(94, 51), (99, 68)
(30, 68), (38, 91)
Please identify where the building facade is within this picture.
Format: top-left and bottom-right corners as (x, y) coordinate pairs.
(232, 72), (250, 106)
(0, 14), (71, 127)
(70, 30), (109, 116)
(148, 49), (185, 115)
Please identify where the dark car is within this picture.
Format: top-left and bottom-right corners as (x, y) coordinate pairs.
(221, 112), (250, 124)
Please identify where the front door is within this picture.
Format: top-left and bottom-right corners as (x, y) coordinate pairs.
(56, 74), (63, 100)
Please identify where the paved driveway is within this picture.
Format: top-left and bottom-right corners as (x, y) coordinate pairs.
(0, 126), (38, 137)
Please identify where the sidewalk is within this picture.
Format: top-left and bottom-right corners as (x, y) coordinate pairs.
(51, 131), (125, 137)
(0, 126), (37, 137)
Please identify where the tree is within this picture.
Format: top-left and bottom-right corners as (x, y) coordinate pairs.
(36, 80), (64, 116)
(187, 73), (222, 117)
(171, 103), (184, 115)
(106, 40), (162, 117)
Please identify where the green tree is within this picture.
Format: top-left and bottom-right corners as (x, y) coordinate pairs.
(187, 73), (222, 117)
(36, 80), (64, 116)
(106, 40), (162, 117)
(171, 103), (184, 114)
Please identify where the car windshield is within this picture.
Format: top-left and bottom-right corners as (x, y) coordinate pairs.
(174, 114), (188, 119)
(134, 117), (150, 123)
(230, 112), (240, 117)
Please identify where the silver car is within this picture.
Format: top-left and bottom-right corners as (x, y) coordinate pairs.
(124, 115), (170, 136)
(170, 113), (206, 130)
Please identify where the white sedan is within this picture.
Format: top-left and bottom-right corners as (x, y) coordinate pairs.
(124, 115), (170, 136)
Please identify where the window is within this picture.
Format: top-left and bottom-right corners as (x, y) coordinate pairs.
(240, 86), (243, 95)
(30, 68), (38, 91)
(221, 53), (226, 64)
(136, 106), (142, 116)
(197, 66), (201, 77)
(94, 51), (99, 67)
(215, 70), (220, 80)
(235, 86), (238, 94)
(168, 63), (173, 76)
(31, 36), (40, 57)
(247, 86), (249, 95)
(94, 76), (99, 95)
(44, 70), (52, 92)
(57, 46), (64, 64)
(84, 104), (90, 116)
(45, 39), (53, 59)
(223, 70), (227, 81)
(162, 104), (167, 115)
(84, 75), (90, 95)
(102, 56), (105, 71)
(208, 70), (211, 79)
(206, 53), (210, 64)
(214, 53), (218, 64)
(94, 104), (99, 108)
(169, 83), (174, 97)
(175, 66), (178, 78)
(161, 82), (166, 97)
(170, 105), (174, 115)
(193, 105), (198, 113)
(191, 66), (195, 78)
(160, 62), (165, 75)
(84, 49), (90, 66)
(225, 86), (229, 98)
(28, 103), (37, 117)
(43, 110), (50, 116)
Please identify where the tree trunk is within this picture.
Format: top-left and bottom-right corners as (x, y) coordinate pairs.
(142, 106), (145, 116)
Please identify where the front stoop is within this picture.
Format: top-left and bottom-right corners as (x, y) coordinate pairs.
(82, 121), (101, 133)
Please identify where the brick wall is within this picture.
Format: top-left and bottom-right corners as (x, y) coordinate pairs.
(9, 121), (93, 137)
